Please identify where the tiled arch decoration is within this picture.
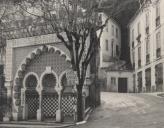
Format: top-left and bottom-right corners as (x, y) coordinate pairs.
(13, 45), (71, 112)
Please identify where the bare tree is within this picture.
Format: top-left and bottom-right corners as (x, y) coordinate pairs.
(0, 0), (22, 61)
(11, 0), (119, 121)
(0, 0), (122, 121)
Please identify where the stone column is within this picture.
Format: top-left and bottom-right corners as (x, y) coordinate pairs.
(5, 81), (12, 99)
(55, 86), (63, 122)
(37, 88), (43, 121)
(21, 89), (28, 120)
(4, 81), (12, 121)
(4, 43), (13, 121)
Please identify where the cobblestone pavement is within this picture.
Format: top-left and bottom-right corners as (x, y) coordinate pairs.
(71, 92), (164, 128)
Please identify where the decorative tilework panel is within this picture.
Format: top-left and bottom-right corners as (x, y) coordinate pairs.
(42, 93), (58, 119)
(62, 94), (77, 117)
(25, 51), (71, 77)
(14, 44), (70, 77)
(26, 92), (39, 119)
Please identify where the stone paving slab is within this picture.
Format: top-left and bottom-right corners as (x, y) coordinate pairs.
(69, 92), (164, 128)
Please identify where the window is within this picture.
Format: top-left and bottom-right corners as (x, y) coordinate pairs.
(156, 32), (161, 58)
(156, 32), (161, 48)
(111, 77), (116, 85)
(112, 25), (114, 36)
(146, 38), (150, 64)
(132, 51), (135, 68)
(98, 14), (102, 25)
(156, 4), (160, 27)
(132, 29), (134, 41)
(137, 71), (142, 92)
(137, 22), (141, 43)
(105, 40), (109, 51)
(146, 12), (149, 27)
(145, 12), (150, 34)
(111, 39), (114, 57)
(138, 47), (141, 60)
(146, 38), (150, 55)
(156, 4), (160, 18)
(106, 27), (108, 32)
(155, 63), (163, 91)
(145, 68), (151, 92)
(116, 45), (119, 56)
(137, 22), (140, 35)
(132, 29), (134, 48)
(116, 28), (118, 38)
(138, 47), (141, 67)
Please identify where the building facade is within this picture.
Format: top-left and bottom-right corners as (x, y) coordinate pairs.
(129, 0), (164, 92)
(99, 13), (121, 68)
(97, 12), (134, 92)
(106, 70), (133, 93)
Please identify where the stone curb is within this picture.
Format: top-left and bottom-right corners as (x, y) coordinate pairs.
(0, 122), (75, 128)
(0, 108), (93, 128)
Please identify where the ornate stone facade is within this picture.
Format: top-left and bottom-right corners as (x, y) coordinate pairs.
(4, 32), (92, 122)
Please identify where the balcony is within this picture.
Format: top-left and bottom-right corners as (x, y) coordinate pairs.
(136, 34), (141, 43)
(145, 26), (149, 35)
(156, 48), (161, 59)
(156, 16), (160, 27)
(138, 59), (141, 68)
(146, 54), (150, 64)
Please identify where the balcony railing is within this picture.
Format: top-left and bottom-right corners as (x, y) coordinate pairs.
(156, 16), (160, 27)
(156, 48), (161, 58)
(146, 54), (150, 64)
(138, 59), (141, 68)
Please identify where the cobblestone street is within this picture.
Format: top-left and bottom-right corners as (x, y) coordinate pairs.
(71, 92), (164, 128)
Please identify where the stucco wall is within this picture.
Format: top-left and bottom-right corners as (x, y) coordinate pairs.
(99, 13), (121, 68)
(106, 71), (133, 92)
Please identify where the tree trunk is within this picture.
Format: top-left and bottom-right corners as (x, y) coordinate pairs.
(76, 86), (83, 122)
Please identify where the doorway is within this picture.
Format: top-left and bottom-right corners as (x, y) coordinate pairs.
(118, 78), (128, 93)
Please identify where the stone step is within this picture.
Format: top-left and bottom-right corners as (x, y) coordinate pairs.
(0, 121), (75, 128)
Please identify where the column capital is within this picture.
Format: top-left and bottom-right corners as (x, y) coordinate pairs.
(55, 85), (63, 95)
(5, 81), (12, 88)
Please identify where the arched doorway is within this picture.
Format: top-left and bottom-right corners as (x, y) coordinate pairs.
(25, 74), (39, 120)
(42, 73), (58, 120)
